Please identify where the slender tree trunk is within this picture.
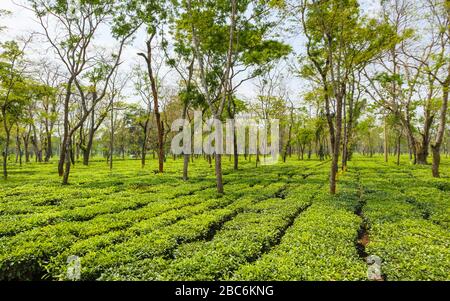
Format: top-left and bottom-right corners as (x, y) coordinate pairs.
(70, 139), (75, 165)
(59, 78), (74, 177)
(141, 118), (150, 168)
(141, 134), (147, 168)
(183, 154), (189, 181)
(16, 129), (22, 166)
(182, 106), (190, 180)
(30, 119), (42, 163)
(30, 137), (41, 163)
(330, 92), (343, 195)
(407, 133), (413, 161)
(256, 149), (260, 168)
(403, 112), (418, 164)
(342, 92), (348, 171)
(323, 78), (338, 194)
(233, 131), (238, 170)
(283, 123), (292, 163)
(23, 131), (30, 163)
(215, 154), (224, 194)
(83, 109), (95, 166)
(110, 98), (114, 171)
(384, 114), (388, 163)
(45, 130), (52, 162)
(2, 130), (9, 179)
(431, 68), (450, 177)
(1, 85), (12, 169)
(342, 132), (348, 170)
(62, 136), (72, 185)
(140, 36), (164, 174)
(77, 125), (83, 162)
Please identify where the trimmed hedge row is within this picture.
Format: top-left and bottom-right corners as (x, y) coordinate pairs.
(98, 184), (321, 281)
(353, 160), (450, 281)
(0, 182), (216, 237)
(402, 187), (450, 229)
(44, 182), (287, 280)
(232, 190), (367, 281)
(363, 187), (450, 281)
(0, 182), (265, 280)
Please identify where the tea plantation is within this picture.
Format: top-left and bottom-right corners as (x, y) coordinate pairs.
(0, 156), (449, 281)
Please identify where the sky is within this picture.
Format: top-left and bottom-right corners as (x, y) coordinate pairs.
(0, 0), (382, 107)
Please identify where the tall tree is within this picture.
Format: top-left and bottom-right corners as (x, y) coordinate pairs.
(174, 0), (290, 192)
(0, 40), (31, 179)
(418, 0), (449, 177)
(35, 63), (61, 162)
(296, 0), (395, 194)
(113, 0), (171, 174)
(28, 0), (138, 184)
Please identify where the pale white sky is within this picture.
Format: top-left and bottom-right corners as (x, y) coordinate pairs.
(0, 0), (382, 107)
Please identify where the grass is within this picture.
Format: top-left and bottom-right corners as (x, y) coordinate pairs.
(0, 155), (449, 281)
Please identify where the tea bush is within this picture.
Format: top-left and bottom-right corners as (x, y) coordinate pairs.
(0, 156), (448, 281)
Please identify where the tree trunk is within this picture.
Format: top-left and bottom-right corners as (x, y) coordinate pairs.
(16, 130), (22, 166)
(396, 133), (401, 166)
(70, 139), (76, 165)
(155, 105), (164, 174)
(110, 99), (114, 171)
(407, 137), (412, 160)
(416, 147), (429, 165)
(59, 78), (74, 177)
(330, 92), (343, 195)
(45, 131), (52, 162)
(83, 134), (93, 165)
(232, 124), (239, 170)
(384, 114), (388, 163)
(342, 137), (348, 170)
(283, 123), (292, 163)
(181, 105), (190, 179)
(215, 154), (224, 194)
(431, 67), (450, 177)
(23, 132), (30, 163)
(141, 120), (150, 168)
(83, 110), (95, 166)
(140, 36), (164, 174)
(2, 130), (10, 179)
(183, 154), (189, 181)
(342, 93), (348, 171)
(431, 146), (441, 177)
(141, 137), (147, 168)
(62, 136), (72, 185)
(416, 108), (434, 165)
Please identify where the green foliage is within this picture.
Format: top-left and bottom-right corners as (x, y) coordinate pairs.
(349, 158), (450, 281)
(0, 158), (450, 280)
(0, 41), (32, 129)
(0, 151), (449, 281)
(234, 198), (367, 281)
